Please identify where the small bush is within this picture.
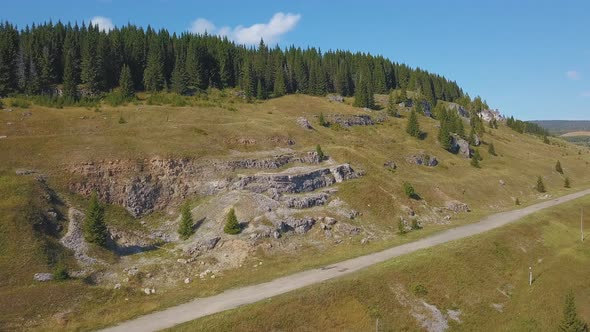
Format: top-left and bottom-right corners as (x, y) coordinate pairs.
(470, 156), (480, 168)
(403, 182), (415, 198)
(53, 264), (69, 281)
(488, 143), (496, 156)
(178, 203), (194, 240)
(515, 198), (520, 205)
(10, 98), (31, 108)
(118, 115), (126, 124)
(564, 177), (571, 188)
(319, 112), (328, 127)
(413, 284), (428, 296)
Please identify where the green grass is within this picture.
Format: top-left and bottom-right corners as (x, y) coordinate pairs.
(2, 92), (590, 330)
(171, 195), (590, 332)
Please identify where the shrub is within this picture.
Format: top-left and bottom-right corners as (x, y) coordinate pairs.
(118, 114), (126, 124)
(53, 264), (69, 281)
(224, 208), (241, 235)
(558, 291), (588, 331)
(470, 156), (480, 168)
(536, 176), (546, 193)
(515, 198), (520, 205)
(564, 177), (571, 188)
(10, 98), (31, 108)
(413, 284), (428, 296)
(403, 182), (415, 198)
(319, 112), (328, 127)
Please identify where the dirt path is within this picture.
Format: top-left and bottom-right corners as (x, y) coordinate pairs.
(100, 189), (590, 332)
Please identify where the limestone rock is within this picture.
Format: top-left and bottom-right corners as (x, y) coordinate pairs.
(384, 161), (397, 170)
(406, 153), (438, 167)
(34, 273), (53, 282)
(445, 200), (470, 213)
(327, 94), (344, 103)
(283, 192), (330, 209)
(296, 117), (313, 130)
(450, 135), (471, 158)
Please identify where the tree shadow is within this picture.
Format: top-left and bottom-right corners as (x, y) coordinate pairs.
(193, 217), (205, 232)
(410, 193), (422, 200)
(418, 132), (428, 140)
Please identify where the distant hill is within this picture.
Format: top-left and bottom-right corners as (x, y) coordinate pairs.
(530, 120), (590, 135)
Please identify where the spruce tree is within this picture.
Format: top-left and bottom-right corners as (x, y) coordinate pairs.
(178, 203), (194, 240)
(536, 176), (546, 193)
(84, 191), (108, 247)
(316, 144), (325, 161)
(556, 160), (563, 174)
(62, 49), (78, 100)
(241, 60), (255, 101)
(558, 292), (588, 332)
(170, 56), (188, 95)
(406, 109), (421, 138)
(438, 121), (452, 150)
(473, 149), (483, 161)
(81, 33), (101, 96)
(564, 177), (571, 188)
(470, 156), (480, 168)
(319, 112), (328, 127)
(224, 208), (241, 235)
(118, 64), (134, 98)
(273, 64), (286, 97)
(143, 39), (164, 92)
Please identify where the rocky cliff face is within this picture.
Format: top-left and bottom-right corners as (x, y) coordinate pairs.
(69, 152), (322, 217)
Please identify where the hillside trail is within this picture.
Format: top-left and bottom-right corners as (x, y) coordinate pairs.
(101, 188), (590, 332)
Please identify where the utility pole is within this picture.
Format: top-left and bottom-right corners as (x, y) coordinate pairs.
(375, 318), (379, 332)
(529, 266), (532, 286)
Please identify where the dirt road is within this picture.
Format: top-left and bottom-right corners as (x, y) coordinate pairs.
(101, 189), (590, 332)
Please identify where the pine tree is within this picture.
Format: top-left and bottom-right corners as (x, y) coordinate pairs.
(438, 121), (452, 150)
(543, 135), (550, 144)
(273, 63), (286, 97)
(316, 144), (325, 161)
(256, 79), (265, 100)
(473, 149), (483, 161)
(178, 203), (194, 240)
(406, 109), (421, 138)
(84, 191), (108, 247)
(170, 56), (188, 95)
(241, 60), (255, 101)
(319, 112), (328, 127)
(515, 198), (520, 205)
(62, 49), (78, 100)
(558, 292), (588, 332)
(556, 160), (563, 174)
(118, 64), (134, 98)
(536, 176), (546, 193)
(470, 156), (480, 168)
(398, 219), (407, 235)
(143, 39), (164, 92)
(488, 143), (496, 156)
(224, 208), (241, 235)
(81, 32), (101, 96)
(564, 177), (571, 188)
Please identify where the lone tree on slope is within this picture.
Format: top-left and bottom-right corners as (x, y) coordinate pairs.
(224, 208), (241, 235)
(84, 191), (108, 247)
(558, 291), (588, 332)
(406, 109), (421, 138)
(536, 176), (546, 193)
(178, 203), (194, 240)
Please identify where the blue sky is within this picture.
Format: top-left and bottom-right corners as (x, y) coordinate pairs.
(2, 0), (589, 120)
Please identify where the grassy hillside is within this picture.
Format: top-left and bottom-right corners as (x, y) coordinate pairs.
(1, 92), (590, 330)
(171, 194), (590, 332)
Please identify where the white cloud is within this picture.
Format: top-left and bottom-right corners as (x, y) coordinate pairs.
(188, 12), (301, 45)
(189, 18), (216, 34)
(566, 70), (581, 80)
(90, 16), (115, 32)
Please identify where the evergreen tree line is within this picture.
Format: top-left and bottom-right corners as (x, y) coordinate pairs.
(506, 116), (549, 137)
(0, 21), (465, 103)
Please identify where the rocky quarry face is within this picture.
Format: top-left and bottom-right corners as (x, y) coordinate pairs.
(69, 152), (323, 217)
(450, 135), (471, 158)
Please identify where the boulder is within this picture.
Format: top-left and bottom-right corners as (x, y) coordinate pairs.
(450, 135), (471, 158)
(277, 217), (316, 234)
(296, 117), (313, 130)
(445, 200), (470, 213)
(473, 134), (481, 146)
(384, 161), (397, 170)
(15, 169), (36, 175)
(405, 153), (438, 167)
(327, 94), (344, 103)
(34, 273), (53, 282)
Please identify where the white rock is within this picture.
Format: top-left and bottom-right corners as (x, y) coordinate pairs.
(144, 288), (151, 295)
(151, 288), (156, 294)
(114, 283), (122, 290)
(210, 275), (216, 279)
(184, 278), (191, 284)
(177, 258), (188, 264)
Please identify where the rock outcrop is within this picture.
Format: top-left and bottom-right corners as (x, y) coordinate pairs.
(232, 164), (359, 195)
(445, 200), (470, 212)
(282, 191), (331, 209)
(406, 153), (438, 167)
(450, 135), (471, 158)
(328, 114), (382, 127)
(296, 117), (313, 130)
(69, 152), (322, 217)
